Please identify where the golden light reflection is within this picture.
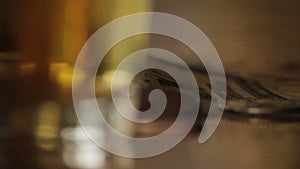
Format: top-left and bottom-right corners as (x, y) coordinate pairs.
(35, 101), (61, 151)
(50, 62), (85, 90)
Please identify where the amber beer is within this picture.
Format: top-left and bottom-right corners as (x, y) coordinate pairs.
(15, 0), (152, 90)
(14, 0), (152, 160)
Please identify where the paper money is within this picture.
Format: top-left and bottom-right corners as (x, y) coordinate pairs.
(131, 56), (300, 118)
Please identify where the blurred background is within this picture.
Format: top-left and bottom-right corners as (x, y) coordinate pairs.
(0, 0), (300, 168)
